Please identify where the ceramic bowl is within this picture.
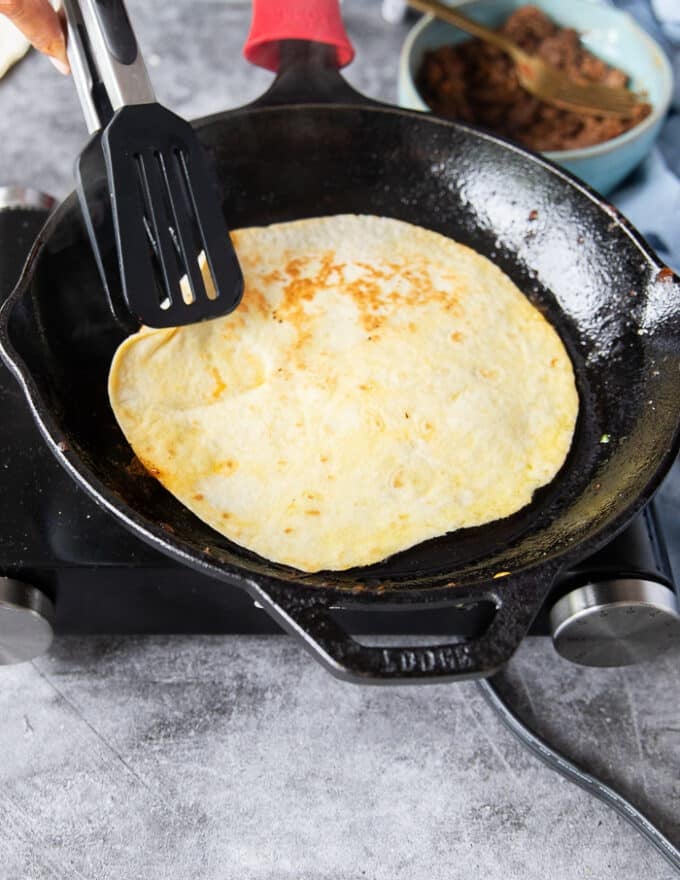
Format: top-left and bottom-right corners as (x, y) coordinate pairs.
(398, 0), (673, 194)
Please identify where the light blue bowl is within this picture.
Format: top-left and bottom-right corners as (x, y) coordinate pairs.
(399, 0), (673, 194)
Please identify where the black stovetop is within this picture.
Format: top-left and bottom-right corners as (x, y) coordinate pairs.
(1, 203), (678, 637)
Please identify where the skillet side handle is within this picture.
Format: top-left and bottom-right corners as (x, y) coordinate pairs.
(244, 0), (354, 72)
(245, 565), (560, 684)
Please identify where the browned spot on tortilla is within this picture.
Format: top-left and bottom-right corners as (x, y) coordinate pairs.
(276, 254), (347, 363)
(306, 509), (321, 516)
(211, 366), (227, 399)
(284, 527), (294, 533)
(282, 276), (317, 307)
(451, 331), (463, 342)
(217, 459), (238, 476)
(361, 312), (384, 333)
(261, 268), (284, 285)
(241, 287), (269, 317)
(274, 255), (464, 355)
(220, 314), (246, 337)
(343, 277), (383, 327)
(346, 262), (463, 330)
(308, 252), (346, 287)
(320, 454), (329, 463)
(194, 493), (204, 501)
(284, 257), (307, 278)
(222, 512), (231, 519)
(354, 261), (394, 281)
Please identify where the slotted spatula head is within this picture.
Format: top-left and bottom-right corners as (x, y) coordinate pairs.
(102, 103), (243, 328)
(64, 0), (243, 329)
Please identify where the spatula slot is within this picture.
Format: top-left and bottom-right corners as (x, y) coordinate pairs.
(133, 150), (186, 311)
(162, 147), (211, 304)
(169, 147), (219, 300)
(140, 212), (171, 311)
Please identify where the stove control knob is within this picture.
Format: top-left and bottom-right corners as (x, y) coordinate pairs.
(550, 579), (680, 667)
(0, 578), (54, 665)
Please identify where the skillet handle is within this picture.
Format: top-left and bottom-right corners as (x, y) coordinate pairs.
(244, 0), (354, 72)
(245, 565), (559, 684)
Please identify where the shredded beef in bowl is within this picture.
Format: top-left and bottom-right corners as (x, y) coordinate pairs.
(416, 5), (650, 152)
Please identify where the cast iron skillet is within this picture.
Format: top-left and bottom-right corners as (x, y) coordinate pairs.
(2, 0), (680, 683)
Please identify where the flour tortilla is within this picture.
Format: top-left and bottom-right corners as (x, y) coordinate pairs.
(109, 215), (578, 572)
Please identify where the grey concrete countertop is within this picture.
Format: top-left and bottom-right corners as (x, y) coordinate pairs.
(0, 1), (679, 878)
(1, 637), (679, 879)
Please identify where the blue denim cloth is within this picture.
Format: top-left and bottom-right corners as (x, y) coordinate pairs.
(610, 0), (680, 267)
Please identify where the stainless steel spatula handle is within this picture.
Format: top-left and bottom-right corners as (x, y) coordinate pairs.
(64, 0), (102, 133)
(64, 0), (155, 133)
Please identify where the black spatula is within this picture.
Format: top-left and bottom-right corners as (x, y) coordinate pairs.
(64, 0), (243, 329)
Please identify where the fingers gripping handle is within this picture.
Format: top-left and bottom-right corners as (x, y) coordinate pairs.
(244, 0), (354, 72)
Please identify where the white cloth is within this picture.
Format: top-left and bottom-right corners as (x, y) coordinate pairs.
(614, 150), (680, 267)
(0, 17), (30, 79)
(651, 0), (680, 42)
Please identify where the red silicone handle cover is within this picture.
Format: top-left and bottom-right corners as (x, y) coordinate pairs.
(244, 0), (355, 72)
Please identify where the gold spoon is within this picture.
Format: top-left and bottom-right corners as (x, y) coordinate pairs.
(408, 0), (647, 118)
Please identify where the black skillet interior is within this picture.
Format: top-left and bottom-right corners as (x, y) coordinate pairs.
(2, 58), (680, 680)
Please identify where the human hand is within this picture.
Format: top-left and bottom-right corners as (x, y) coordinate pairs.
(0, 0), (69, 73)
